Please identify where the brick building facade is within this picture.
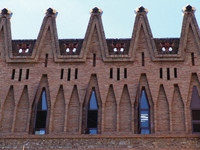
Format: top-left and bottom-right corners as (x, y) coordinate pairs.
(0, 5), (200, 150)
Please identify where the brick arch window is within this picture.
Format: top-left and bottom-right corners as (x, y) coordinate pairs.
(34, 88), (48, 134)
(86, 89), (98, 134)
(191, 86), (200, 133)
(139, 88), (150, 134)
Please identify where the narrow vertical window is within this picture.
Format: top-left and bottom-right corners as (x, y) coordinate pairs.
(87, 90), (98, 134)
(75, 68), (78, 79)
(160, 68), (163, 79)
(60, 69), (64, 79)
(117, 68), (120, 80)
(191, 53), (195, 66)
(26, 69), (29, 80)
(139, 88), (150, 134)
(67, 68), (71, 81)
(124, 68), (127, 79)
(167, 68), (170, 80)
(34, 89), (48, 135)
(174, 68), (177, 78)
(191, 86), (200, 133)
(93, 53), (96, 67)
(110, 68), (113, 79)
(18, 69), (22, 81)
(142, 52), (145, 66)
(11, 69), (15, 80)
(45, 54), (48, 67)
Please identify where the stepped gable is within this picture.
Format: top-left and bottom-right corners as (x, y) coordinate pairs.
(12, 40), (36, 56)
(154, 38), (180, 54)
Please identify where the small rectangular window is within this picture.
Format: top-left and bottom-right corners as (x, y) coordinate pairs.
(110, 68), (113, 79)
(160, 68), (163, 79)
(124, 68), (127, 79)
(18, 69), (22, 81)
(174, 68), (177, 78)
(191, 53), (195, 66)
(45, 54), (48, 67)
(167, 68), (170, 80)
(142, 52), (145, 66)
(11, 69), (15, 80)
(60, 69), (64, 79)
(75, 68), (78, 79)
(93, 53), (96, 67)
(67, 68), (71, 81)
(117, 68), (120, 80)
(26, 69), (29, 80)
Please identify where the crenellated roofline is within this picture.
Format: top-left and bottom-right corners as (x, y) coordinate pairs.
(0, 5), (199, 63)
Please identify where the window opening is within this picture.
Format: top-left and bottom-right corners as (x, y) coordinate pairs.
(117, 68), (120, 80)
(191, 86), (200, 133)
(45, 54), (48, 67)
(75, 68), (78, 79)
(87, 90), (98, 134)
(67, 68), (71, 81)
(18, 69), (22, 81)
(139, 88), (150, 134)
(34, 89), (48, 134)
(167, 68), (170, 80)
(174, 68), (177, 78)
(124, 68), (127, 79)
(11, 69), (15, 80)
(160, 68), (163, 79)
(26, 69), (29, 80)
(110, 68), (113, 79)
(60, 69), (64, 79)
(142, 52), (145, 66)
(191, 53), (195, 66)
(93, 53), (96, 67)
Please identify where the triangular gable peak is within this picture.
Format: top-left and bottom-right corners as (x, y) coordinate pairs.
(129, 6), (156, 62)
(7, 8), (60, 63)
(0, 8), (12, 60)
(179, 5), (200, 58)
(80, 7), (108, 62)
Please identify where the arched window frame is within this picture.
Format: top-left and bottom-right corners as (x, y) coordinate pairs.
(191, 86), (200, 133)
(139, 87), (151, 134)
(33, 88), (48, 135)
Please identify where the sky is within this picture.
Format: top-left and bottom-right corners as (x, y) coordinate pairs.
(1, 0), (200, 39)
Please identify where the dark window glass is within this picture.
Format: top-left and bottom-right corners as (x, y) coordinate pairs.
(139, 89), (150, 134)
(192, 110), (200, 120)
(160, 68), (163, 79)
(60, 69), (64, 79)
(191, 53), (195, 66)
(117, 68), (120, 80)
(142, 52), (144, 66)
(34, 89), (48, 135)
(87, 90), (98, 134)
(174, 68), (177, 78)
(167, 68), (170, 80)
(11, 69), (15, 80)
(45, 54), (48, 67)
(93, 53), (96, 67)
(75, 68), (78, 79)
(18, 69), (22, 81)
(110, 68), (113, 79)
(124, 68), (127, 79)
(67, 68), (71, 81)
(193, 124), (200, 132)
(26, 69), (29, 80)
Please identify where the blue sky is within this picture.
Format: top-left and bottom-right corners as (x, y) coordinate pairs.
(2, 0), (200, 39)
